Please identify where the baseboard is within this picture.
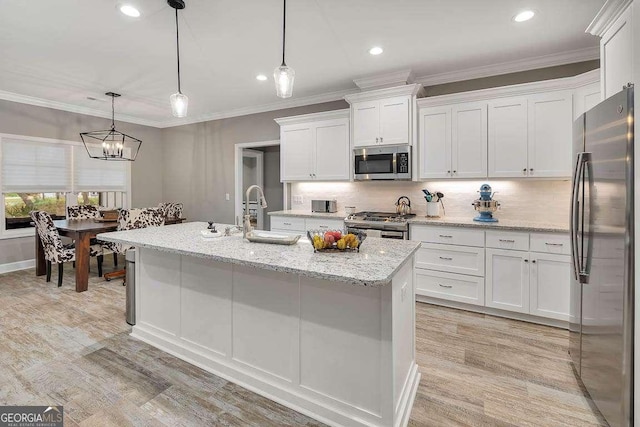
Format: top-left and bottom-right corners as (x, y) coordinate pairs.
(0, 259), (35, 275)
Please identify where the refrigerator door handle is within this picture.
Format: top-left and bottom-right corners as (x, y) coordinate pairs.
(570, 152), (590, 282)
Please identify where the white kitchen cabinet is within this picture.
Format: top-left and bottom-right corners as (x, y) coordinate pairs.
(280, 124), (314, 181)
(270, 215), (344, 234)
(379, 96), (410, 146)
(418, 107), (451, 179)
(529, 253), (571, 321)
(415, 269), (485, 306)
(600, 7), (634, 100)
(276, 110), (350, 182)
(573, 81), (601, 120)
(527, 91), (573, 177)
(352, 97), (410, 147)
(346, 84), (424, 149)
(451, 103), (487, 178)
(305, 218), (344, 231)
(352, 101), (379, 147)
(418, 103), (487, 179)
(485, 248), (530, 314)
(314, 120), (350, 180)
(488, 97), (528, 178)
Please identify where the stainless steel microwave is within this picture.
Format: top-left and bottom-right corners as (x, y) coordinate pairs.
(353, 146), (411, 180)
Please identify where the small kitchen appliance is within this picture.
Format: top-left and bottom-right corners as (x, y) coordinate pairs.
(311, 199), (338, 213)
(395, 196), (412, 216)
(353, 146), (411, 180)
(472, 184), (499, 222)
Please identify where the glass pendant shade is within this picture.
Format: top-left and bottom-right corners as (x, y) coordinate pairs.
(170, 92), (188, 118)
(274, 64), (295, 98)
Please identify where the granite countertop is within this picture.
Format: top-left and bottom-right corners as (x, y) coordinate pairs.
(98, 222), (420, 287)
(408, 216), (569, 233)
(268, 210), (348, 219)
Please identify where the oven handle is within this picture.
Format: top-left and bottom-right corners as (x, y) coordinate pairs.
(392, 152), (397, 174)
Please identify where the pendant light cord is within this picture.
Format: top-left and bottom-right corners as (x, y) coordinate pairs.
(175, 8), (182, 94)
(110, 94), (115, 130)
(281, 0), (286, 66)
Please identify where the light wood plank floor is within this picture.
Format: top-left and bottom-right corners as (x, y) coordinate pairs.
(0, 262), (606, 426)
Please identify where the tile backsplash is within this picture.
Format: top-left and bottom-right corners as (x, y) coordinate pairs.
(291, 179), (571, 225)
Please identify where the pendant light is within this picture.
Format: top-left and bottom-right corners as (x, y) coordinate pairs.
(274, 0), (295, 98)
(169, 0), (188, 117)
(80, 92), (142, 161)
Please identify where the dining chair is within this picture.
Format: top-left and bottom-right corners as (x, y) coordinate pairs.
(67, 205), (119, 267)
(30, 211), (107, 287)
(100, 207), (165, 284)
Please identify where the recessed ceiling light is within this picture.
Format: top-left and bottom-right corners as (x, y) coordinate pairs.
(256, 74), (268, 81)
(369, 46), (384, 56)
(513, 10), (535, 22)
(119, 4), (141, 18)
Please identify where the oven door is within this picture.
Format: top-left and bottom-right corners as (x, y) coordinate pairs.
(347, 227), (408, 240)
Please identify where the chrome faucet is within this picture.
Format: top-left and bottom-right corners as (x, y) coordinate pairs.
(244, 185), (268, 238)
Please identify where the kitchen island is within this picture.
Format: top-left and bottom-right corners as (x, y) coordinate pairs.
(98, 222), (421, 427)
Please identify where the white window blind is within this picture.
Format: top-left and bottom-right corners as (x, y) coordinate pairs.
(1, 137), (72, 192)
(73, 146), (128, 192)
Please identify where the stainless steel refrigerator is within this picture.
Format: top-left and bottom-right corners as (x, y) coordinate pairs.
(569, 84), (634, 427)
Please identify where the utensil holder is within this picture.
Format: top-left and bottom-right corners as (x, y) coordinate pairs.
(427, 201), (440, 218)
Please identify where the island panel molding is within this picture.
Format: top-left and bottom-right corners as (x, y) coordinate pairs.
(125, 242), (419, 427)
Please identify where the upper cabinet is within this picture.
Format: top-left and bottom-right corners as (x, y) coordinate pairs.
(418, 103), (487, 179)
(276, 110), (350, 182)
(418, 71), (598, 180)
(345, 84), (424, 148)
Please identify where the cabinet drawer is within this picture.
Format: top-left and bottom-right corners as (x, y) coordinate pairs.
(486, 231), (529, 251)
(305, 218), (344, 231)
(270, 228), (305, 237)
(416, 243), (485, 277)
(411, 225), (484, 247)
(530, 233), (570, 255)
(415, 269), (484, 306)
(270, 216), (305, 232)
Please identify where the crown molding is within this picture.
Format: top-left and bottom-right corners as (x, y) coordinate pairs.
(0, 90), (163, 128)
(352, 69), (414, 90)
(417, 69), (600, 108)
(586, 0), (633, 36)
(344, 83), (424, 104)
(158, 88), (357, 128)
(415, 47), (600, 88)
(274, 109), (349, 126)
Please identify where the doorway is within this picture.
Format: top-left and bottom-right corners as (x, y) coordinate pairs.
(234, 140), (284, 231)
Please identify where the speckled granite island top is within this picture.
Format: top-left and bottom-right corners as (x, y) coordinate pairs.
(410, 217), (569, 233)
(98, 222), (420, 287)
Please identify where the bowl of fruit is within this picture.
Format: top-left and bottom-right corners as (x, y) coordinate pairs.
(307, 229), (366, 253)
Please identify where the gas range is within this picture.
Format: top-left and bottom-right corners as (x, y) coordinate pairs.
(344, 211), (415, 238)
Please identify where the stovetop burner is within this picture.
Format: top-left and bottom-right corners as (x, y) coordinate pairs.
(348, 211), (416, 223)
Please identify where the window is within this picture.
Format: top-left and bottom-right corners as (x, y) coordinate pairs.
(0, 134), (131, 238)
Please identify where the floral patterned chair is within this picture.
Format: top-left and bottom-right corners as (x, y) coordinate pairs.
(100, 207), (165, 283)
(157, 202), (183, 220)
(66, 205), (100, 219)
(67, 204), (119, 266)
(30, 211), (106, 287)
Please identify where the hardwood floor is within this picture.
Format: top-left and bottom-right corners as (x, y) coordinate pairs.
(0, 262), (606, 426)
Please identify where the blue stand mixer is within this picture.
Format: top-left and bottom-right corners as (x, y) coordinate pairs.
(472, 184), (500, 222)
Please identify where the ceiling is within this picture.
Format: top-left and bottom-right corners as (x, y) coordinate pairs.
(0, 0), (605, 128)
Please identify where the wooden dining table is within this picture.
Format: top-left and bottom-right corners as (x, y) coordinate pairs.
(35, 217), (185, 292)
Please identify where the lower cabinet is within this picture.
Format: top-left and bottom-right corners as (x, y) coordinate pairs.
(415, 269), (484, 306)
(270, 215), (344, 235)
(486, 248), (571, 321)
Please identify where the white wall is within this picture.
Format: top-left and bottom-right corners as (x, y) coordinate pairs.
(291, 179), (571, 225)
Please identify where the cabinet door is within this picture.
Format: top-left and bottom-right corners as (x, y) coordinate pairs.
(486, 248), (529, 313)
(601, 7), (633, 99)
(527, 91), (572, 178)
(314, 119), (350, 180)
(352, 101), (380, 147)
(529, 253), (571, 321)
(451, 102), (487, 178)
(379, 96), (410, 145)
(573, 82), (601, 120)
(418, 107), (451, 179)
(488, 97), (528, 177)
(280, 125), (314, 181)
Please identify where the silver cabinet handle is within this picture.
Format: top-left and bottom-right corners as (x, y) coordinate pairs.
(283, 222), (292, 226)
(438, 284), (453, 289)
(447, 170), (451, 174)
(453, 170), (457, 173)
(499, 239), (515, 243)
(376, 137), (379, 143)
(523, 168), (527, 172)
(529, 168), (534, 173)
(532, 260), (536, 264)
(524, 259), (529, 263)
(438, 234), (453, 238)
(318, 225), (328, 229)
(439, 256), (453, 261)
(545, 243), (563, 246)
(380, 137), (383, 143)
